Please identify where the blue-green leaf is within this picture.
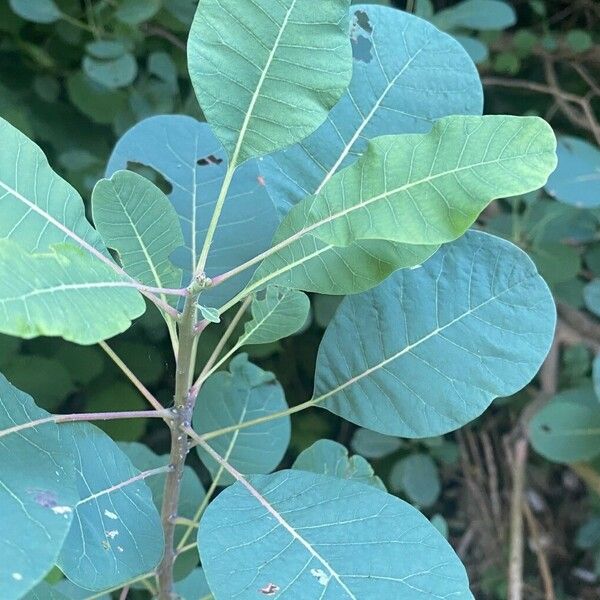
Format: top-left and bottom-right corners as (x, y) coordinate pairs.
(584, 280), (600, 317)
(351, 428), (402, 459)
(546, 136), (600, 208)
(0, 375), (78, 599)
(293, 438), (385, 490)
(174, 568), (212, 600)
(199, 470), (472, 599)
(9, 0), (60, 23)
(188, 0), (352, 164)
(314, 231), (556, 437)
(263, 4), (483, 213)
(106, 115), (279, 307)
(432, 0), (516, 31)
(115, 0), (162, 25)
(92, 170), (184, 292)
(57, 424), (164, 591)
(194, 355), (290, 486)
(83, 53), (138, 90)
(390, 454), (441, 508)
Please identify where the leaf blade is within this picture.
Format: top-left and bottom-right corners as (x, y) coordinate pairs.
(0, 240), (146, 344)
(188, 0), (353, 163)
(314, 231), (556, 437)
(199, 470), (472, 599)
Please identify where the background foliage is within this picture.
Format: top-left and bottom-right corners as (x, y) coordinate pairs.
(0, 0), (599, 598)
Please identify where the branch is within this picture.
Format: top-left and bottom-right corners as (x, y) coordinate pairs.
(0, 409), (170, 440)
(507, 439), (528, 600)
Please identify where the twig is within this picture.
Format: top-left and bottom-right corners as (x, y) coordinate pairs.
(522, 500), (555, 600)
(508, 439), (528, 600)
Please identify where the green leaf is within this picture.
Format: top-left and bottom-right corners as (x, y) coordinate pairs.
(529, 243), (580, 284)
(0, 241), (146, 344)
(246, 115), (555, 298)
(390, 454), (441, 508)
(529, 401), (600, 463)
(546, 136), (600, 208)
(106, 115), (280, 308)
(433, 0), (516, 32)
(188, 0), (353, 163)
(293, 438), (385, 490)
(115, 0), (162, 25)
(9, 0), (60, 23)
(289, 115), (556, 248)
(565, 30), (593, 53)
(0, 117), (106, 254)
(0, 375), (78, 599)
(263, 5), (483, 212)
(241, 286), (310, 345)
(83, 53), (138, 90)
(193, 354), (290, 486)
(313, 231), (556, 437)
(249, 235), (437, 297)
(92, 170), (184, 292)
(57, 423), (164, 590)
(198, 470), (472, 598)
(351, 428), (402, 459)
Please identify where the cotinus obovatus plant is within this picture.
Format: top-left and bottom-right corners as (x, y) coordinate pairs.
(0, 1), (557, 599)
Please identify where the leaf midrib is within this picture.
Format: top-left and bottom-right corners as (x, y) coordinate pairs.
(230, 0), (298, 166)
(314, 271), (535, 405)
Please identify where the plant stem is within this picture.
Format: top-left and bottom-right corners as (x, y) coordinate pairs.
(156, 293), (199, 599)
(98, 341), (166, 412)
(0, 409), (170, 440)
(194, 398), (317, 443)
(195, 166), (236, 277)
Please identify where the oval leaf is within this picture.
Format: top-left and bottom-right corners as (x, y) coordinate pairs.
(57, 423), (164, 591)
(0, 117), (106, 254)
(292, 115), (557, 248)
(293, 438), (385, 490)
(188, 0), (353, 163)
(0, 241), (146, 345)
(199, 470), (472, 599)
(241, 286), (310, 345)
(529, 401), (600, 463)
(0, 375), (78, 599)
(92, 170), (184, 292)
(263, 4), (483, 212)
(194, 355), (290, 485)
(106, 115), (279, 307)
(545, 136), (600, 208)
(314, 231), (556, 437)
